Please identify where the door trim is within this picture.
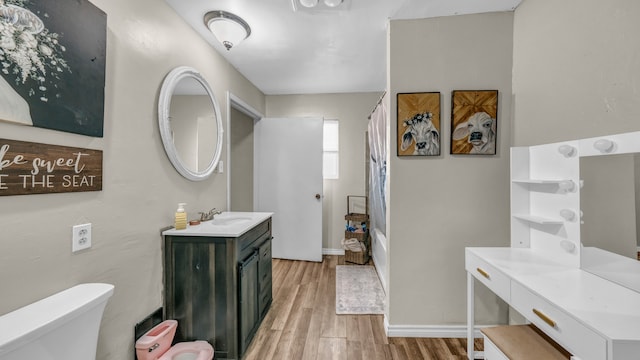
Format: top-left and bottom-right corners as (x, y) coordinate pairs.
(226, 92), (264, 211)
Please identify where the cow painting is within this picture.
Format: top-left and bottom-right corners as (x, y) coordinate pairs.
(397, 92), (441, 157)
(450, 90), (498, 155)
(400, 112), (440, 156)
(452, 112), (496, 154)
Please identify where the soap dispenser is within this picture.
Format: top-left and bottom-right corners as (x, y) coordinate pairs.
(174, 203), (187, 230)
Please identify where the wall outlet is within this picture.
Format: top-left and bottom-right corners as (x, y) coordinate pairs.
(72, 223), (92, 253)
(218, 160), (224, 173)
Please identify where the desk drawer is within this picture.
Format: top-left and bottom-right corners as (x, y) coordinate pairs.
(466, 251), (510, 302)
(510, 281), (606, 360)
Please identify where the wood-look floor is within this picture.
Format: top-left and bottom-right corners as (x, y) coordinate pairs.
(243, 255), (482, 360)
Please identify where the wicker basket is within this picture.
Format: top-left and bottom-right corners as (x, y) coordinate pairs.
(345, 213), (369, 222)
(344, 240), (369, 265)
(344, 230), (367, 242)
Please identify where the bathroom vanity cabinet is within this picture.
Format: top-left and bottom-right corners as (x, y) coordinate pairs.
(163, 213), (273, 360)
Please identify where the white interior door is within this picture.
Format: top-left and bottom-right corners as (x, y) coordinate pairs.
(254, 117), (323, 262)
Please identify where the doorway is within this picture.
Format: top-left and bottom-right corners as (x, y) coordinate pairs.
(226, 93), (263, 211)
(229, 107), (254, 211)
(227, 94), (323, 262)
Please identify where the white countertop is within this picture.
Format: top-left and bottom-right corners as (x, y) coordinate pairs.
(162, 211), (273, 238)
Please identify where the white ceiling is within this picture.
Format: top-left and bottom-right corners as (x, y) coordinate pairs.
(165, 0), (523, 95)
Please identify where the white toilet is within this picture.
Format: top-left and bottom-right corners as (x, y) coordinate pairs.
(0, 283), (114, 360)
(135, 320), (214, 360)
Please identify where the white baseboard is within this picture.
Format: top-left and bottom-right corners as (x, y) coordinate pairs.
(384, 315), (390, 336)
(323, 248), (345, 256)
(386, 324), (487, 338)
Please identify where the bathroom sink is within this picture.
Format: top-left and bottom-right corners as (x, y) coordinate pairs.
(210, 216), (252, 226)
(163, 211), (273, 237)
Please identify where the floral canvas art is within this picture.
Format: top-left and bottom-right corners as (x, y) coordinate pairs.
(0, 0), (106, 137)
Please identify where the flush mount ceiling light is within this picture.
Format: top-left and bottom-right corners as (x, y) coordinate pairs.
(292, 0), (348, 12)
(323, 0), (344, 7)
(203, 10), (251, 51)
(299, 0), (319, 7)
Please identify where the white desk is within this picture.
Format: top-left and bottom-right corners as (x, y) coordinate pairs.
(466, 247), (640, 360)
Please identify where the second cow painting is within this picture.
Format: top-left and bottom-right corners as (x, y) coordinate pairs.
(450, 90), (498, 155)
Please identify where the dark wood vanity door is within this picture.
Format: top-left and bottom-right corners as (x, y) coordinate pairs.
(258, 238), (273, 318)
(164, 236), (237, 360)
(238, 251), (260, 355)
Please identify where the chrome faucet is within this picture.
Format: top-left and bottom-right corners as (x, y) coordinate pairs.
(199, 208), (222, 221)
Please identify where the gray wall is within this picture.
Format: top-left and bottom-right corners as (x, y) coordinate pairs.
(0, 1), (265, 359)
(387, 12), (514, 327)
(512, 0), (640, 146)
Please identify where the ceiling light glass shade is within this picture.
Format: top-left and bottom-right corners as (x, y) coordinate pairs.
(323, 0), (343, 7)
(299, 0), (319, 8)
(203, 11), (251, 51)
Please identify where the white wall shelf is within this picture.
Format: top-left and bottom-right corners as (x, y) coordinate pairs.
(511, 179), (567, 185)
(510, 143), (580, 265)
(512, 179), (575, 193)
(512, 214), (564, 226)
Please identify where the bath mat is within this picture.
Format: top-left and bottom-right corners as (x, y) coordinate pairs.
(335, 265), (385, 314)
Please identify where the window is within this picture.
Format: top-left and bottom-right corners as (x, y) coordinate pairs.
(323, 119), (339, 179)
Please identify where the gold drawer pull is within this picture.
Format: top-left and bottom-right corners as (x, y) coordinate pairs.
(476, 267), (490, 279)
(533, 308), (557, 328)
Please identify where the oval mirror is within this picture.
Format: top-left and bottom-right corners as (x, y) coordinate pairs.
(158, 66), (223, 181)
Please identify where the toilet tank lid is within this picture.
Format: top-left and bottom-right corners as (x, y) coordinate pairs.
(135, 320), (177, 349)
(0, 283), (114, 352)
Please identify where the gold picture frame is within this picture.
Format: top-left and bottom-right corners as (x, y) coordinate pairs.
(397, 92), (441, 157)
(451, 90), (498, 155)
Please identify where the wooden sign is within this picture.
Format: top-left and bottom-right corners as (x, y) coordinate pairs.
(0, 139), (102, 196)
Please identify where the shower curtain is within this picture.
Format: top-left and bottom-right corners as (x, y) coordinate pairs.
(368, 96), (387, 237)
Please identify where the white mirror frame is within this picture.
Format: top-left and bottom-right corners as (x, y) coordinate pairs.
(158, 66), (223, 181)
